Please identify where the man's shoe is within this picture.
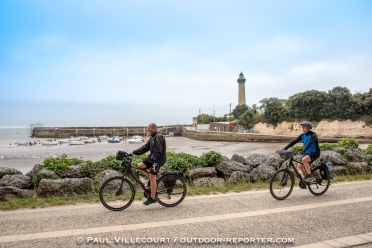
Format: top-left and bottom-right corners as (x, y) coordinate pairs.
(304, 175), (313, 183)
(143, 197), (157, 206)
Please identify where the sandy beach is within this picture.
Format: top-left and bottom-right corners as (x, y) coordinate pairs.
(0, 137), (286, 174)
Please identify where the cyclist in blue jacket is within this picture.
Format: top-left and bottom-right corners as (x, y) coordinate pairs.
(283, 121), (320, 182)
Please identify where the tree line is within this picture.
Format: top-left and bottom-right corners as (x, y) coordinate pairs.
(197, 86), (372, 130)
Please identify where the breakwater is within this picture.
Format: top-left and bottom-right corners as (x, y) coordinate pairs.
(32, 125), (185, 138)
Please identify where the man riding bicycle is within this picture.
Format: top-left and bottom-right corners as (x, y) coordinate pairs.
(132, 123), (166, 205)
(283, 121), (320, 182)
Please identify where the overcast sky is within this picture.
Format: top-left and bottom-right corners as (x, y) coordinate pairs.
(1, 0), (371, 128)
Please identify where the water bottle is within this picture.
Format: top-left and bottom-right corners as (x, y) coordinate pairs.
(139, 176), (146, 186)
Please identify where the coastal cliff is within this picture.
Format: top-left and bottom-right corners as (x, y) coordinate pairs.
(253, 120), (372, 139)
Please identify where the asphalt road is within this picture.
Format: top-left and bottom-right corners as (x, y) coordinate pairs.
(0, 180), (372, 248)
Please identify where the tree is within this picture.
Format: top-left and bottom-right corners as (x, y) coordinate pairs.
(239, 109), (259, 130)
(259, 97), (286, 126)
(231, 104), (249, 119)
(287, 90), (328, 121)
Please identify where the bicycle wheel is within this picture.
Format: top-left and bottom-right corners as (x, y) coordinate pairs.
(99, 176), (135, 211)
(270, 169), (294, 200)
(308, 169), (330, 196)
(156, 174), (186, 207)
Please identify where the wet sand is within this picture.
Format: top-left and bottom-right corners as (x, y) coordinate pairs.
(0, 137), (286, 174)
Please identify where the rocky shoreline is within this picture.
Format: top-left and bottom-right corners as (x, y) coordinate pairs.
(0, 145), (371, 201)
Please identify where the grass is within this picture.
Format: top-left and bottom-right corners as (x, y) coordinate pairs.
(1, 173), (372, 210)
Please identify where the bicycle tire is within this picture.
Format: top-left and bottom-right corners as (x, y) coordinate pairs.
(99, 176), (135, 211)
(270, 169), (294, 200)
(156, 174), (186, 207)
(308, 169), (330, 196)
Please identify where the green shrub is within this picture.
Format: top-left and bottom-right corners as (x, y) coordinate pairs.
(342, 152), (354, 162)
(290, 145), (304, 152)
(166, 151), (201, 169)
(200, 151), (223, 167)
(319, 143), (337, 151)
(165, 157), (189, 173)
(0, 169), (17, 179)
(363, 144), (372, 155)
(337, 138), (359, 149)
(41, 154), (85, 176)
(344, 163), (356, 175)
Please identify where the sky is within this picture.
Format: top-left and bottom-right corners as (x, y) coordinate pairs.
(0, 0), (371, 127)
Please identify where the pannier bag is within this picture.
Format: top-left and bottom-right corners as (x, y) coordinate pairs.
(161, 172), (178, 188)
(320, 161), (334, 180)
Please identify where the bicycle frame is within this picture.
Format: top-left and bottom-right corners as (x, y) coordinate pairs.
(119, 160), (149, 194)
(282, 156), (309, 183)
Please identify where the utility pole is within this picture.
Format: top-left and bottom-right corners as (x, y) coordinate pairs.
(229, 103), (232, 115)
(199, 108), (201, 116)
(213, 105), (215, 122)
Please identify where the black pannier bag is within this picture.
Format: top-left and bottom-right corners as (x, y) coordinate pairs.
(116, 150), (129, 161)
(320, 161), (334, 180)
(161, 172), (177, 188)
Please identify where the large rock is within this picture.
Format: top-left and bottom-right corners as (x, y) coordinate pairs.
(319, 151), (347, 165)
(332, 147), (346, 154)
(26, 164), (42, 181)
(346, 148), (365, 162)
(262, 153), (283, 170)
(193, 177), (225, 187)
(0, 175), (31, 189)
(231, 154), (245, 164)
(227, 171), (251, 184)
(0, 186), (33, 201)
(190, 167), (217, 179)
(94, 170), (122, 190)
(366, 155), (372, 166)
(250, 165), (275, 183)
(62, 165), (82, 178)
(0, 167), (22, 179)
(33, 169), (59, 187)
(349, 162), (369, 173)
(37, 178), (94, 197)
(334, 166), (348, 176)
(215, 158), (252, 177)
(245, 154), (269, 167)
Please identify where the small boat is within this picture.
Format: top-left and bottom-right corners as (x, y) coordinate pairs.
(108, 136), (121, 143)
(57, 139), (70, 144)
(41, 139), (58, 145)
(69, 139), (85, 145)
(17, 141), (32, 146)
(127, 135), (145, 144)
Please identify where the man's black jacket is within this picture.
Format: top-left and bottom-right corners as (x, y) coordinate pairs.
(133, 132), (166, 166)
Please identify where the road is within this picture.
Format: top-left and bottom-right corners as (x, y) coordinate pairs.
(0, 180), (372, 247)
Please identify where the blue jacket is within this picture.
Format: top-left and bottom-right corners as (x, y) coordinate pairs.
(284, 131), (320, 156)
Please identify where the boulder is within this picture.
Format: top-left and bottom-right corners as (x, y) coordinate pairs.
(215, 158), (252, 177)
(332, 147), (346, 154)
(250, 165), (275, 183)
(349, 162), (369, 173)
(37, 178), (94, 197)
(0, 175), (31, 189)
(262, 153), (283, 170)
(245, 154), (269, 167)
(227, 171), (251, 184)
(346, 148), (365, 162)
(62, 165), (82, 178)
(190, 167), (217, 179)
(366, 155), (372, 166)
(193, 177), (225, 187)
(231, 154), (245, 164)
(0, 167), (22, 179)
(94, 170), (122, 190)
(319, 151), (347, 165)
(0, 186), (33, 201)
(26, 164), (42, 181)
(334, 166), (348, 176)
(33, 169), (59, 187)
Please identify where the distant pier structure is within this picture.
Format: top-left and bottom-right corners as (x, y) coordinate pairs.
(237, 72), (246, 105)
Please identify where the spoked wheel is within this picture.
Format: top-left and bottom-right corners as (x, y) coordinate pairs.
(270, 169), (294, 200)
(99, 176), (135, 211)
(156, 174), (186, 207)
(308, 170), (330, 196)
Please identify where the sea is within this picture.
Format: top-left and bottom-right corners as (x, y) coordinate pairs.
(0, 128), (286, 174)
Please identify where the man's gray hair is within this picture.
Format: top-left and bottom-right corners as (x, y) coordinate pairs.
(149, 123), (157, 129)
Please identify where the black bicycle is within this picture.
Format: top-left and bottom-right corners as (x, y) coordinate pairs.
(269, 151), (331, 200)
(99, 150), (187, 211)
